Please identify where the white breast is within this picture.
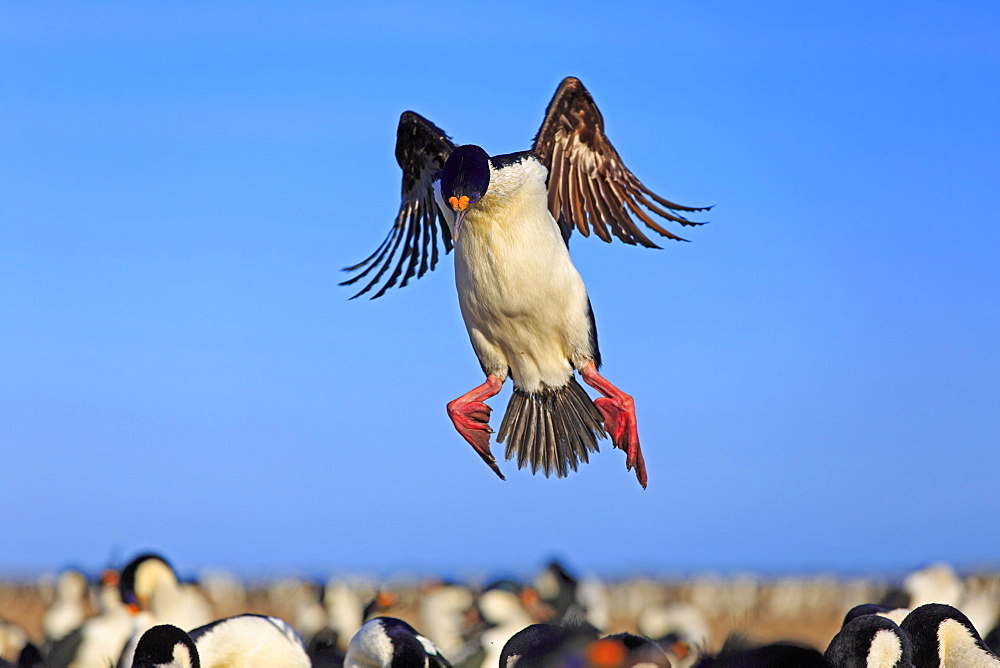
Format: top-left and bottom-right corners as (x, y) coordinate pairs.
(192, 615), (310, 668)
(439, 158), (595, 393)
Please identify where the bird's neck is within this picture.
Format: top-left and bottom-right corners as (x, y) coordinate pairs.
(462, 159), (552, 238)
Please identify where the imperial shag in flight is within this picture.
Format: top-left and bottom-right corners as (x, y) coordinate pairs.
(343, 77), (707, 488)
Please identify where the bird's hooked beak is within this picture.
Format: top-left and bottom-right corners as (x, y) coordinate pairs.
(448, 194), (477, 240)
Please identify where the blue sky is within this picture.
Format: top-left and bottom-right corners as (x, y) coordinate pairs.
(2, 1), (998, 581)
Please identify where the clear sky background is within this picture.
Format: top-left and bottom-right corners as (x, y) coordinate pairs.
(2, 1), (998, 581)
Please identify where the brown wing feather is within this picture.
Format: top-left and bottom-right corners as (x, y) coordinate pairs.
(531, 77), (709, 246)
(341, 111), (455, 299)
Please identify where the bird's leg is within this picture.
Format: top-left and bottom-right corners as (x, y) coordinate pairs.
(579, 363), (647, 488)
(447, 374), (505, 480)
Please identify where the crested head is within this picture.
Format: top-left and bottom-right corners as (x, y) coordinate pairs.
(440, 144), (491, 207)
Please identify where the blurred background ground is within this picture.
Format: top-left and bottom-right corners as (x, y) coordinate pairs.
(2, 560), (998, 663)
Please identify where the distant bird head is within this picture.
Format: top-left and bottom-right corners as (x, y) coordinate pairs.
(439, 144), (490, 240)
(119, 553), (175, 612)
(133, 624), (199, 668)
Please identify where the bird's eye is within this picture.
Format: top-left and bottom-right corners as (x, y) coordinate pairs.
(469, 193), (481, 204)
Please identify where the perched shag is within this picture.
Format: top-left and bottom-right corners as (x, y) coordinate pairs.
(825, 614), (914, 667)
(343, 617), (450, 668)
(900, 603), (1000, 667)
(131, 616), (310, 668)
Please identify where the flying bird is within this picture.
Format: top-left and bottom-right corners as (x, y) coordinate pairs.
(343, 77), (707, 488)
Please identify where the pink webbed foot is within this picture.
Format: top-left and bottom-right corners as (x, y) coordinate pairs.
(447, 375), (505, 480)
(581, 364), (648, 489)
(594, 395), (646, 488)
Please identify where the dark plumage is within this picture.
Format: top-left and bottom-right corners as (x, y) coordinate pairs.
(497, 380), (605, 479)
(341, 112), (455, 300)
(694, 635), (830, 667)
(307, 628), (346, 668)
(986, 624), (1000, 657)
(439, 145), (491, 205)
(500, 623), (599, 668)
(841, 603), (897, 628)
(39, 627), (86, 668)
(826, 614), (914, 668)
(531, 78), (702, 247)
(132, 625), (197, 668)
(16, 644), (43, 668)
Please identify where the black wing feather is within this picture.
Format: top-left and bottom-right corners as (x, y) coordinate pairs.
(341, 111), (455, 299)
(531, 77), (709, 247)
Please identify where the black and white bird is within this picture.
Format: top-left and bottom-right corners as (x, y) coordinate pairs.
(899, 603), (1000, 667)
(343, 617), (451, 668)
(130, 625), (194, 668)
(825, 614), (914, 668)
(42, 569), (89, 647)
(343, 77), (707, 488)
(500, 623), (598, 668)
(115, 553), (214, 668)
(117, 553), (214, 631)
(131, 615), (310, 668)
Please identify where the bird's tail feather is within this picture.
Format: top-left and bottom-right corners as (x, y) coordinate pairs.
(496, 377), (606, 478)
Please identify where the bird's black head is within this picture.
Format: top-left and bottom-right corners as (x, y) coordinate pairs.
(439, 144), (491, 241)
(119, 552), (172, 609)
(133, 625), (200, 668)
(440, 144), (490, 209)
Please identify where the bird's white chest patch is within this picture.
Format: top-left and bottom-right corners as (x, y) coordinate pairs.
(867, 629), (902, 668)
(448, 159), (594, 391)
(172, 641), (196, 668)
(938, 619), (1000, 666)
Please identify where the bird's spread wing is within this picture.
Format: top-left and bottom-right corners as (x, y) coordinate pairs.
(531, 77), (709, 247)
(341, 111), (456, 299)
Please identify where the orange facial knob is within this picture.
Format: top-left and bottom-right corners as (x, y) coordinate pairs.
(448, 195), (471, 211)
(586, 638), (627, 667)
